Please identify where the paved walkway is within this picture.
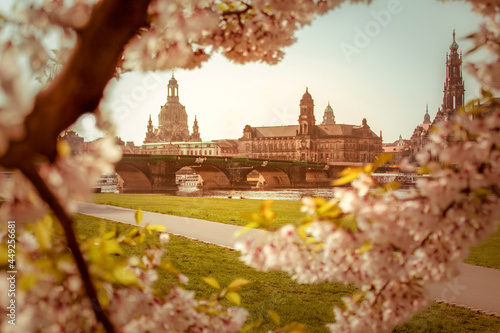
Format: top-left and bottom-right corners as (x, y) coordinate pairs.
(77, 202), (500, 317)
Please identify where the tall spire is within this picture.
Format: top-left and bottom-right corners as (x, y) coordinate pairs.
(443, 29), (464, 113)
(190, 115), (201, 142)
(450, 28), (459, 52)
(423, 103), (431, 124)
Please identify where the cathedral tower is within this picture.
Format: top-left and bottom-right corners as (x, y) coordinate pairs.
(298, 87), (316, 136)
(436, 30), (465, 121)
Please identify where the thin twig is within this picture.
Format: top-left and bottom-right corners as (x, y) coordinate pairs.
(20, 163), (115, 333)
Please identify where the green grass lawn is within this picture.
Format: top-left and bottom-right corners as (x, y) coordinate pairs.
(93, 193), (303, 227)
(74, 214), (500, 333)
(92, 193), (500, 270)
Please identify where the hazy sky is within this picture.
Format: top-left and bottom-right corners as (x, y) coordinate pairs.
(2, 0), (488, 145)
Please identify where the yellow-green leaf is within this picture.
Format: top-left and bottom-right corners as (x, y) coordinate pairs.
(128, 228), (141, 237)
(372, 153), (394, 170)
(0, 244), (7, 265)
(227, 278), (251, 291)
(352, 292), (364, 303)
(297, 223), (309, 240)
(356, 240), (373, 254)
(159, 262), (180, 274)
(34, 215), (53, 251)
(103, 230), (117, 240)
(202, 277), (220, 289)
(417, 166), (430, 175)
(225, 291), (241, 305)
(113, 266), (138, 285)
(103, 240), (123, 255)
(332, 170), (361, 186)
(338, 214), (358, 233)
(19, 273), (37, 291)
(146, 225), (167, 232)
(260, 200), (276, 223)
(234, 222), (260, 238)
(266, 310), (281, 325)
(135, 209), (143, 225)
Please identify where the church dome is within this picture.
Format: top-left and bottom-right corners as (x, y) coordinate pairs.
(301, 87), (313, 101)
(169, 76), (178, 85)
(324, 101), (333, 113)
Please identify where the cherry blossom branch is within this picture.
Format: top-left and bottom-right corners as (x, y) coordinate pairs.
(0, 0), (152, 331)
(20, 162), (115, 333)
(0, 0), (151, 167)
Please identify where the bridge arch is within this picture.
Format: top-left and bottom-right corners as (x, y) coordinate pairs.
(305, 169), (331, 187)
(115, 163), (152, 193)
(251, 167), (291, 188)
(183, 164), (231, 189)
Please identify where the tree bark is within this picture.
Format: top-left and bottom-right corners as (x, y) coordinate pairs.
(1, 0), (153, 331)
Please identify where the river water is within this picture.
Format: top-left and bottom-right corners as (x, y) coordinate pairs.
(174, 186), (339, 201)
(102, 185), (410, 201)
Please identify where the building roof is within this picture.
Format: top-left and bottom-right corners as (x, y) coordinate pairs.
(252, 125), (299, 138)
(317, 124), (354, 136)
(249, 123), (380, 139)
(213, 139), (239, 148)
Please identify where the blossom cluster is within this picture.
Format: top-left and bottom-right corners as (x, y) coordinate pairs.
(0, 216), (249, 332)
(237, 106), (500, 332)
(123, 0), (350, 71)
(1, 0), (500, 332)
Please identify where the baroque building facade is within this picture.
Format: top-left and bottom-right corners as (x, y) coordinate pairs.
(144, 73), (201, 143)
(238, 88), (383, 163)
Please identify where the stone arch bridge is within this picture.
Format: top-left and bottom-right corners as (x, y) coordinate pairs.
(115, 154), (348, 193)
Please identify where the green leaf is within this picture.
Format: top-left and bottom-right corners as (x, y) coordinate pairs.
(34, 215), (53, 251)
(146, 225), (167, 232)
(266, 310), (281, 325)
(227, 278), (251, 291)
(202, 277), (220, 289)
(332, 170), (361, 186)
(113, 266), (138, 285)
(103, 230), (117, 240)
(297, 223), (309, 240)
(103, 239), (124, 255)
(225, 291), (241, 305)
(159, 262), (180, 274)
(0, 244), (7, 265)
(355, 240), (373, 254)
(417, 166), (430, 175)
(338, 214), (358, 233)
(135, 208), (143, 225)
(234, 221), (260, 238)
(372, 153), (394, 170)
(352, 292), (364, 303)
(19, 273), (37, 291)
